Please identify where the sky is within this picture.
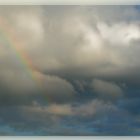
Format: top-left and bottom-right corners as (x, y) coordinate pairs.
(0, 5), (140, 135)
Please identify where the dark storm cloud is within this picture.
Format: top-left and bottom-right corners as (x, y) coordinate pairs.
(0, 100), (140, 135)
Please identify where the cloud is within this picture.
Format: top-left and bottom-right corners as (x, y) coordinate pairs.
(0, 69), (76, 105)
(0, 6), (140, 135)
(20, 6), (140, 88)
(1, 6), (140, 86)
(35, 99), (118, 117)
(0, 5), (139, 105)
(91, 79), (123, 100)
(98, 22), (140, 46)
(40, 73), (76, 103)
(0, 99), (116, 128)
(0, 99), (134, 135)
(118, 98), (140, 115)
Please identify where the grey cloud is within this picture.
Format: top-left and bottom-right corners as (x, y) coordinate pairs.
(0, 70), (76, 105)
(0, 6), (140, 135)
(1, 6), (140, 104)
(91, 79), (123, 101)
(30, 6), (140, 87)
(40, 74), (76, 103)
(0, 5), (140, 105)
(1, 6), (140, 86)
(0, 99), (133, 135)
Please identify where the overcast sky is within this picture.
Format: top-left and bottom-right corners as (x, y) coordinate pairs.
(0, 6), (140, 135)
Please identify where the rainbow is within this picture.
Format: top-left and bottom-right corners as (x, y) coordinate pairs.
(0, 16), (44, 93)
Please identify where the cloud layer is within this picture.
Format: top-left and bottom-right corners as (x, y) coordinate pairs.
(0, 6), (140, 135)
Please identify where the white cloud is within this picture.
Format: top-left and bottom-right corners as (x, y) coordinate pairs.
(15, 12), (44, 44)
(98, 22), (140, 46)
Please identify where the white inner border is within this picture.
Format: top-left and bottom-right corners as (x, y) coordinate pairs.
(0, 0), (139, 5)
